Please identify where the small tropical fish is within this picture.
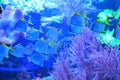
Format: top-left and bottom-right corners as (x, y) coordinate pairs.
(69, 11), (87, 34)
(28, 52), (45, 66)
(10, 44), (25, 57)
(29, 12), (41, 29)
(34, 38), (48, 54)
(45, 27), (60, 42)
(49, 21), (72, 39)
(0, 43), (9, 58)
(117, 25), (120, 28)
(25, 28), (40, 41)
(70, 11), (85, 27)
(14, 19), (28, 32)
(91, 22), (106, 33)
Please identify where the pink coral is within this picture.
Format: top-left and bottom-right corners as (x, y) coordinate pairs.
(51, 27), (120, 80)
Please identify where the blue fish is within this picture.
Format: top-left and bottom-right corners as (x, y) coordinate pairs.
(10, 44), (25, 57)
(14, 19), (28, 32)
(70, 12), (85, 26)
(28, 52), (45, 66)
(0, 43), (9, 58)
(70, 12), (87, 34)
(60, 24), (71, 36)
(49, 21), (72, 39)
(91, 22), (105, 33)
(34, 39), (48, 54)
(29, 12), (41, 25)
(25, 28), (40, 41)
(29, 12), (41, 29)
(46, 28), (60, 41)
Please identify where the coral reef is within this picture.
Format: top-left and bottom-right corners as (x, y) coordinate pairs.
(51, 27), (120, 80)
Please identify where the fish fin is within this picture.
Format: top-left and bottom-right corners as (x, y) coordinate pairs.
(75, 11), (80, 16)
(39, 26), (44, 33)
(48, 39), (53, 47)
(40, 37), (45, 41)
(10, 45), (14, 51)
(31, 27), (35, 30)
(57, 42), (61, 48)
(59, 29), (62, 35)
(105, 18), (110, 25)
(2, 42), (6, 46)
(117, 25), (120, 28)
(20, 18), (25, 22)
(83, 21), (87, 25)
(84, 11), (88, 18)
(96, 18), (100, 22)
(102, 28), (106, 34)
(28, 18), (33, 25)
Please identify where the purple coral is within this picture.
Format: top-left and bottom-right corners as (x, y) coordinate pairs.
(52, 57), (73, 80)
(52, 54), (86, 80)
(51, 27), (120, 80)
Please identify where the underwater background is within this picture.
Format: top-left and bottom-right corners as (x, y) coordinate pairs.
(0, 0), (120, 80)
